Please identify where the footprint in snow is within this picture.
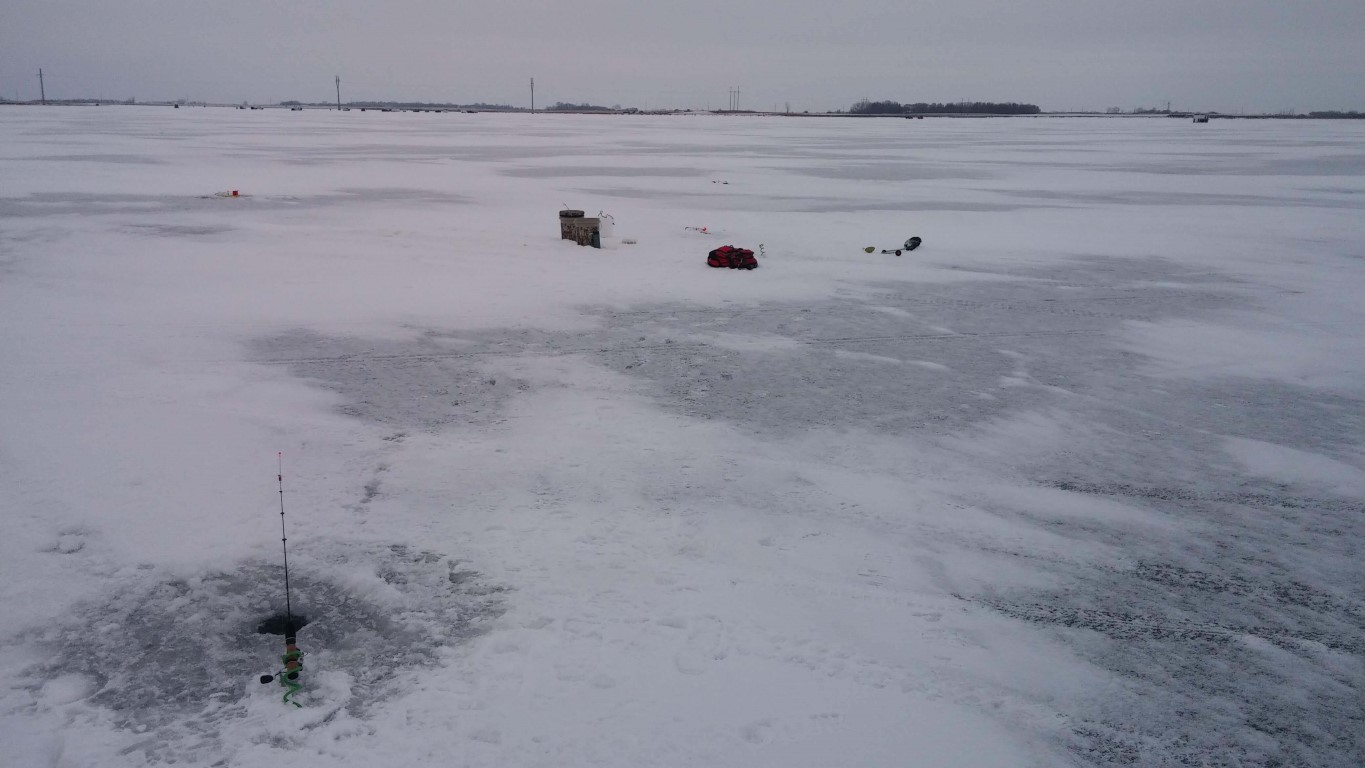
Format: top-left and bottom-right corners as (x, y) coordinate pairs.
(55, 532), (86, 554)
(674, 615), (730, 675)
(741, 719), (774, 744)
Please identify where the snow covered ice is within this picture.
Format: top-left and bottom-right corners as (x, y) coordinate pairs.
(1, 106), (1363, 767)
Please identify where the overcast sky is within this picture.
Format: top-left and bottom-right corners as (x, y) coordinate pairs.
(3, 0), (1362, 112)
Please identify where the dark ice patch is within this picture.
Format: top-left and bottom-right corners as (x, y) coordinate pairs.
(37, 154), (165, 165)
(578, 187), (1029, 212)
(591, 256), (1233, 438)
(247, 329), (533, 432)
(501, 166), (705, 178)
(21, 542), (503, 762)
(997, 188), (1365, 210)
(126, 223), (232, 237)
(966, 472), (1365, 764)
(0, 188), (468, 221)
(780, 162), (996, 181)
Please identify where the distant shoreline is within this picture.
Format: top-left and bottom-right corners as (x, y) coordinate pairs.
(1, 101), (1360, 120)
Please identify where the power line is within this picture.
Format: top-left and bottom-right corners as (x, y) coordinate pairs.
(727, 86), (741, 111)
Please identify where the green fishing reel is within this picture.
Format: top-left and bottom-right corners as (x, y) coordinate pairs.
(259, 636), (305, 707)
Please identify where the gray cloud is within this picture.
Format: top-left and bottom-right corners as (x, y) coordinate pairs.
(3, 0), (1361, 112)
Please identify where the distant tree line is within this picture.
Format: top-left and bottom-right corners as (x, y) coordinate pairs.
(279, 100), (517, 110)
(545, 102), (615, 112)
(269, 100), (643, 112)
(850, 100), (1040, 115)
(347, 101), (515, 110)
(1307, 111), (1364, 119)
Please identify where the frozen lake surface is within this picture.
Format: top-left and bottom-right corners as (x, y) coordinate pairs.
(1, 106), (1362, 767)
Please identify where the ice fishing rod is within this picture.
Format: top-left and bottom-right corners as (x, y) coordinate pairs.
(259, 452), (304, 707)
(278, 451), (293, 630)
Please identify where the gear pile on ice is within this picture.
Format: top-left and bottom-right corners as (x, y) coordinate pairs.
(707, 245), (758, 270)
(864, 236), (923, 256)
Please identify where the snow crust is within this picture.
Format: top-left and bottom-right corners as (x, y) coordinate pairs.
(1, 107), (1363, 766)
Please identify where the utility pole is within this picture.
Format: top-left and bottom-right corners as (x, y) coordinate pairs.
(335, 75), (341, 110)
(530, 77), (535, 112)
(38, 69), (46, 105)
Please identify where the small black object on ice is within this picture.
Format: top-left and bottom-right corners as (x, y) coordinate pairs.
(874, 237), (923, 256)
